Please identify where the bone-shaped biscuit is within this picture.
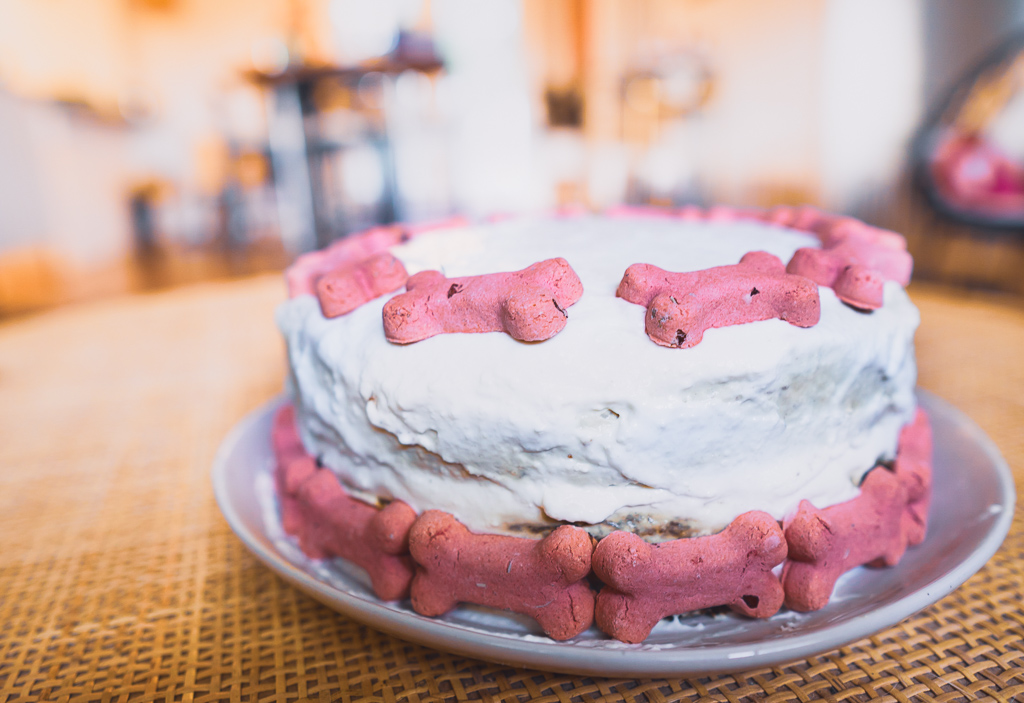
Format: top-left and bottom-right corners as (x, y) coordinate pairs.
(787, 241), (911, 310)
(270, 406), (417, 601)
(606, 204), (764, 223)
(285, 217), (470, 299)
(316, 251), (409, 318)
(408, 511), (595, 641)
(292, 471), (418, 601)
(382, 258), (584, 344)
(286, 226), (407, 298)
(591, 511), (787, 643)
(275, 454), (317, 537)
(782, 409), (933, 611)
(272, 404), (305, 461)
(676, 205), (704, 221)
(603, 204), (910, 311)
(762, 206), (908, 252)
(605, 205), (677, 220)
(271, 406), (311, 536)
(616, 251), (820, 348)
(896, 408), (933, 541)
(768, 207), (913, 310)
(761, 205), (840, 235)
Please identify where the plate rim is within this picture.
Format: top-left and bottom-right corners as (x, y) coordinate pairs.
(212, 389), (1016, 677)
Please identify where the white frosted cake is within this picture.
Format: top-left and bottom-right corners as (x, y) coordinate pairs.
(276, 211), (920, 541)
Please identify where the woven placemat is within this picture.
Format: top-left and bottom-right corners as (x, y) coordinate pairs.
(0, 276), (1021, 703)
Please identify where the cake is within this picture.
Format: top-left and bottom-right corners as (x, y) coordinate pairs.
(271, 206), (933, 643)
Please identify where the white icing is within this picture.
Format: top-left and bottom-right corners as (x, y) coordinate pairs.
(277, 215), (919, 536)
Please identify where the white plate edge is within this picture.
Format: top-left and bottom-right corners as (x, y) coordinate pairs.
(211, 390), (1017, 677)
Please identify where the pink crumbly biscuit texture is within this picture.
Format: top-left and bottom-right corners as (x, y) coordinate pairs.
(616, 250), (821, 349)
(287, 226), (407, 299)
(408, 511), (595, 641)
(316, 251), (408, 319)
(782, 408), (933, 612)
(271, 406), (930, 640)
(768, 206), (913, 311)
(606, 204), (913, 311)
(271, 406), (418, 601)
(382, 257), (584, 344)
(286, 216), (469, 301)
(591, 511), (788, 644)
(272, 403), (304, 459)
(271, 405), (310, 537)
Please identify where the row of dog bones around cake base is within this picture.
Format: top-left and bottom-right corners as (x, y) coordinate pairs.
(271, 404), (932, 644)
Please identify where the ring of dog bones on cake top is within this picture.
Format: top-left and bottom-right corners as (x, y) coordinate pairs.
(278, 205), (930, 643)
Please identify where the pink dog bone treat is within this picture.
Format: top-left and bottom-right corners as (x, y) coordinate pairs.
(675, 205), (705, 221)
(286, 225), (407, 298)
(315, 251), (409, 318)
(272, 405), (311, 535)
(762, 205), (909, 260)
(765, 206), (913, 311)
(616, 251), (821, 348)
(605, 205), (677, 220)
(408, 511), (595, 641)
(761, 205), (837, 233)
(782, 409), (933, 612)
(270, 406), (417, 600)
(272, 404), (304, 461)
(896, 408), (934, 534)
(293, 471), (418, 601)
(704, 204), (753, 221)
(591, 511), (787, 643)
(786, 242), (911, 310)
(286, 217), (472, 299)
(382, 258), (584, 344)
(402, 215), (470, 238)
(275, 453), (317, 537)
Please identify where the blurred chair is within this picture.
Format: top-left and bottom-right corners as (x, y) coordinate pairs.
(248, 33), (444, 254)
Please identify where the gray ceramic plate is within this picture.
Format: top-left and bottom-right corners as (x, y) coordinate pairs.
(212, 391), (1015, 677)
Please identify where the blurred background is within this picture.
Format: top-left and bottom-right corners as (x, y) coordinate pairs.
(1, 0), (1023, 317)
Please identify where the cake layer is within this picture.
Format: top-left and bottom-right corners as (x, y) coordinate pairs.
(277, 214), (919, 538)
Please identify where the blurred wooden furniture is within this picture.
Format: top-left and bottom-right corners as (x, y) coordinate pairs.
(249, 42), (444, 253)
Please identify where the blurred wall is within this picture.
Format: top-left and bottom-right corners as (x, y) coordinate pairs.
(0, 0), (333, 264)
(607, 0), (825, 203)
(523, 0), (826, 206)
(0, 90), (132, 265)
(924, 0), (1024, 108)
(0, 90), (46, 254)
(522, 0), (924, 212)
(820, 0), (923, 211)
(0, 0), (332, 119)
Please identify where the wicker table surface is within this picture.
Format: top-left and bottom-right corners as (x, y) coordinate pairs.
(1, 275), (1021, 703)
